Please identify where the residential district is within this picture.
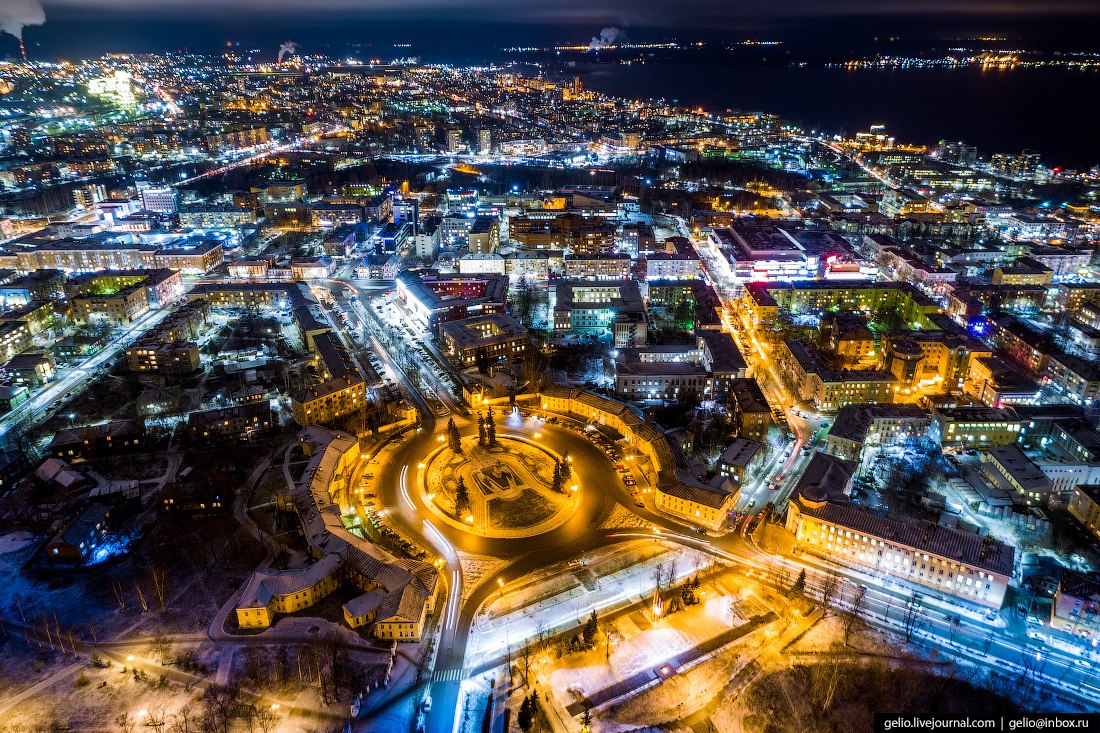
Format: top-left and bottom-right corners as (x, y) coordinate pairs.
(0, 49), (1099, 733)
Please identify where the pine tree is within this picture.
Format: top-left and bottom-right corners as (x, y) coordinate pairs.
(517, 695), (534, 733)
(551, 460), (564, 493)
(789, 569), (807, 598)
(477, 413), (486, 447)
(485, 408), (497, 447)
(583, 610), (599, 648)
(455, 477), (471, 517)
(447, 418), (462, 454)
(581, 708), (592, 732)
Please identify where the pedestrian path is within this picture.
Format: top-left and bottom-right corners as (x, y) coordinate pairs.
(562, 611), (777, 716)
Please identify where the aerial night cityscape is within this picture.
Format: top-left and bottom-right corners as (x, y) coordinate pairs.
(2, 1), (1100, 732)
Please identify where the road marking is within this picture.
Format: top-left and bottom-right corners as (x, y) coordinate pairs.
(432, 668), (464, 682)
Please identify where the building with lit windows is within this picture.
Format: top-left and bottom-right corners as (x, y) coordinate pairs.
(236, 428), (439, 640)
(779, 339), (896, 412)
(928, 406), (1022, 449)
(1051, 570), (1100, 641)
(553, 280), (647, 347)
(825, 404), (932, 466)
(787, 453), (1014, 609)
(789, 494), (1013, 609)
(291, 333), (366, 426)
(534, 386), (736, 530)
(438, 313), (529, 368)
(1068, 485), (1100, 543)
(980, 444), (1054, 505)
(396, 271), (508, 328)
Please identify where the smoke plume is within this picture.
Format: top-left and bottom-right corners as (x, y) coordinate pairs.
(277, 40), (299, 62)
(0, 0), (45, 41)
(588, 27), (624, 51)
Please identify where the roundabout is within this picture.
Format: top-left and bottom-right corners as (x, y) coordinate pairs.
(367, 408), (627, 558)
(419, 434), (581, 538)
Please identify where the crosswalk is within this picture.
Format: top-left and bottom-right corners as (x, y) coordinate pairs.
(431, 668), (465, 683)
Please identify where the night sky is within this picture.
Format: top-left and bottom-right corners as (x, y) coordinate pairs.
(2, 0), (1100, 60)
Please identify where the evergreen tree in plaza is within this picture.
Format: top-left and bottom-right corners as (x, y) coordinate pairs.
(789, 569), (807, 598)
(485, 408), (497, 447)
(517, 694), (535, 733)
(477, 413), (486, 447)
(455, 476), (471, 517)
(581, 708), (592, 733)
(447, 418), (462, 454)
(583, 610), (599, 648)
(551, 461), (564, 493)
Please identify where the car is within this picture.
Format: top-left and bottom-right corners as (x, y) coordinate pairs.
(695, 527), (707, 535)
(1075, 659), (1092, 668)
(634, 501), (645, 508)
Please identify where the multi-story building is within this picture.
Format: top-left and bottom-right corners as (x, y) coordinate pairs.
(1045, 353), (1100, 406)
(711, 224), (813, 282)
(397, 271), (508, 327)
(535, 386), (736, 530)
(563, 253), (632, 280)
(964, 355), (1041, 407)
(179, 204), (257, 229)
(438, 314), (529, 369)
(553, 280), (647, 347)
(717, 438), (764, 483)
(788, 490), (1014, 609)
(187, 401), (274, 444)
(644, 237), (700, 281)
(825, 404), (931, 465)
(928, 406), (1022, 449)
(1051, 570), (1100, 641)
(467, 216), (500, 255)
(880, 329), (990, 394)
(236, 428), (439, 640)
(614, 361), (712, 401)
(980, 444), (1054, 505)
(1068, 485), (1100, 543)
(0, 320), (32, 362)
(730, 378), (771, 442)
(291, 333), (366, 426)
(139, 187), (178, 214)
(779, 339), (896, 412)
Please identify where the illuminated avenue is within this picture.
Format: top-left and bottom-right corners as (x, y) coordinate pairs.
(0, 31), (1099, 733)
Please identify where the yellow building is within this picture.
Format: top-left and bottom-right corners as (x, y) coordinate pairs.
(237, 428), (440, 641)
(788, 494), (1014, 609)
(235, 554), (344, 628)
(1068, 485), (1100, 542)
(535, 386), (735, 529)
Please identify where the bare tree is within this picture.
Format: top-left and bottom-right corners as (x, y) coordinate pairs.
(114, 712), (136, 733)
(519, 637), (534, 686)
(903, 593), (923, 642)
(818, 570), (841, 617)
(843, 584), (868, 646)
(111, 579), (127, 611)
(167, 704), (197, 733)
(651, 562), (665, 595)
(254, 708), (279, 733)
(149, 634), (174, 664)
(134, 580), (149, 613)
(149, 565), (171, 613)
(146, 707), (167, 733)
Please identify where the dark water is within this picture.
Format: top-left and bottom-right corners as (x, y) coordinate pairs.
(574, 61), (1100, 170)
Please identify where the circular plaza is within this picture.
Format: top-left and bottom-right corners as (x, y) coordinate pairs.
(419, 432), (581, 538)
